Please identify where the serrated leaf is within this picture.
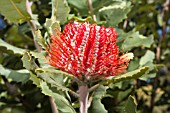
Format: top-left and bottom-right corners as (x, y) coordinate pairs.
(139, 50), (156, 81)
(35, 68), (73, 78)
(139, 50), (155, 66)
(89, 86), (108, 113)
(8, 70), (30, 83)
(99, 1), (131, 25)
(0, 0), (31, 23)
(30, 51), (48, 64)
(93, 85), (108, 99)
(21, 52), (38, 71)
(124, 95), (137, 113)
(89, 99), (108, 113)
(0, 39), (25, 55)
(67, 0), (88, 16)
(0, 64), (11, 77)
(51, 0), (70, 24)
(36, 71), (69, 92)
(117, 88), (132, 102)
(44, 18), (61, 34)
(139, 73), (156, 81)
(121, 31), (154, 51)
(93, 0), (114, 13)
(104, 66), (149, 85)
(29, 73), (76, 113)
(0, 64), (29, 83)
(40, 81), (76, 113)
(30, 72), (41, 87)
(35, 30), (47, 49)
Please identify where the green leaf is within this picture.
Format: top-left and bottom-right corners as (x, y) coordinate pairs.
(51, 0), (70, 24)
(35, 30), (47, 49)
(0, 64), (11, 77)
(8, 70), (30, 83)
(121, 31), (154, 51)
(124, 95), (137, 113)
(67, 0), (88, 16)
(30, 72), (41, 87)
(36, 70), (70, 92)
(0, 39), (25, 55)
(128, 59), (140, 72)
(93, 0), (114, 13)
(93, 85), (108, 99)
(117, 88), (133, 103)
(104, 66), (149, 85)
(40, 81), (76, 113)
(139, 50), (156, 81)
(89, 99), (108, 113)
(29, 73), (76, 113)
(89, 86), (108, 113)
(21, 52), (38, 71)
(99, 1), (131, 25)
(157, 13), (163, 27)
(35, 68), (73, 78)
(0, 64), (29, 83)
(30, 51), (48, 64)
(139, 50), (155, 66)
(44, 18), (61, 35)
(0, 0), (31, 23)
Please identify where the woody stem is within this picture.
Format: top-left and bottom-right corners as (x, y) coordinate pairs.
(79, 84), (89, 113)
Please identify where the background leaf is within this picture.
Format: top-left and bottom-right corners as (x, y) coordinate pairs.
(99, 1), (131, 25)
(89, 86), (108, 113)
(0, 64), (29, 83)
(51, 0), (70, 24)
(124, 95), (137, 113)
(0, 39), (25, 55)
(105, 66), (149, 85)
(67, 0), (88, 16)
(40, 81), (76, 113)
(121, 31), (154, 51)
(139, 50), (155, 66)
(0, 0), (31, 23)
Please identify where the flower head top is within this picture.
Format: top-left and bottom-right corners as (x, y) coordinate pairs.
(47, 22), (133, 80)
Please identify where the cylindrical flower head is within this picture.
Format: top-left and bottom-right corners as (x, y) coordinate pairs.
(47, 22), (133, 79)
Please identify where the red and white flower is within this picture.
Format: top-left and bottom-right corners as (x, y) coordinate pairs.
(47, 21), (133, 80)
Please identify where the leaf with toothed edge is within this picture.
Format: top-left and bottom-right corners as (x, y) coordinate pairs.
(89, 85), (108, 113)
(22, 52), (73, 92)
(35, 30), (47, 49)
(103, 66), (149, 85)
(121, 32), (154, 51)
(29, 72), (76, 113)
(36, 71), (70, 92)
(0, 39), (25, 55)
(99, 1), (132, 25)
(124, 95), (137, 113)
(40, 81), (76, 113)
(21, 52), (38, 71)
(51, 0), (70, 24)
(0, 0), (31, 23)
(0, 64), (30, 83)
(35, 68), (74, 78)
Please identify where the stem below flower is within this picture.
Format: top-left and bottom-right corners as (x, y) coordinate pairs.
(79, 85), (89, 113)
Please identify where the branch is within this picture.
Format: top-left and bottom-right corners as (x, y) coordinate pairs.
(49, 97), (59, 113)
(87, 0), (96, 21)
(26, 0), (41, 52)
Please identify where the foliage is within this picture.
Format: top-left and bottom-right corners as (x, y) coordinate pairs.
(0, 0), (170, 113)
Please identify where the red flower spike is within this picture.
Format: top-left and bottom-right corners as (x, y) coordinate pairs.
(47, 21), (133, 80)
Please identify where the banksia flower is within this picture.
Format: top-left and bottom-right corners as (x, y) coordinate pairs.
(47, 22), (133, 80)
